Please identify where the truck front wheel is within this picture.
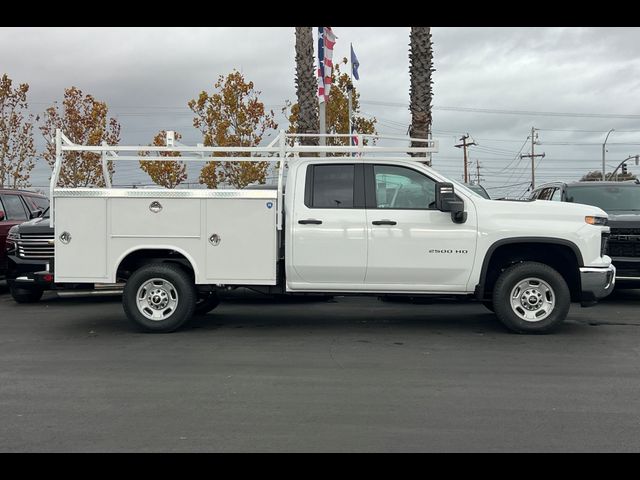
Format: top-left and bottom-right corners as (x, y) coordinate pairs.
(123, 263), (197, 333)
(492, 261), (570, 334)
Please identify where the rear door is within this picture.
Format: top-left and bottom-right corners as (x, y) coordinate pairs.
(290, 163), (367, 286)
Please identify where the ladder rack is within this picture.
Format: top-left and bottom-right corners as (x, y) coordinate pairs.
(51, 129), (439, 230)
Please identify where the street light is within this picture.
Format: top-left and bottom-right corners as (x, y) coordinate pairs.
(602, 128), (615, 180)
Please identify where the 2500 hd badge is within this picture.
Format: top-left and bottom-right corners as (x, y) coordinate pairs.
(428, 249), (469, 254)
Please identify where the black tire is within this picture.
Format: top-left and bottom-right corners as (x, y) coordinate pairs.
(492, 261), (570, 334)
(123, 263), (196, 333)
(10, 286), (44, 304)
(194, 292), (220, 315)
(481, 300), (495, 312)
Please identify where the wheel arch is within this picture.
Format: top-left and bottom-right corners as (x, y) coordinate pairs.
(114, 246), (200, 283)
(476, 237), (583, 302)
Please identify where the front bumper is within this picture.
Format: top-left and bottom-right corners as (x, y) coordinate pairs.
(580, 264), (616, 306)
(7, 254), (54, 289)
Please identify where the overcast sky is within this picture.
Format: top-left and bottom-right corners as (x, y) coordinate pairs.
(2, 26), (640, 197)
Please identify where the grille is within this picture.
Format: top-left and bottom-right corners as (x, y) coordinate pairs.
(607, 228), (640, 258)
(17, 233), (55, 259)
(601, 232), (609, 257)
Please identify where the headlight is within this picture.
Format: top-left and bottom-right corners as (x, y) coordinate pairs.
(585, 216), (608, 226)
(7, 226), (20, 241)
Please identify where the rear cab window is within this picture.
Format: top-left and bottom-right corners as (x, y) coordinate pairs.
(304, 164), (364, 209)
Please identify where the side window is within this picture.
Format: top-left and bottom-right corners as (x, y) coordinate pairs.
(550, 188), (562, 201)
(30, 196), (49, 211)
(373, 165), (436, 209)
(0, 194), (28, 220)
(307, 164), (355, 208)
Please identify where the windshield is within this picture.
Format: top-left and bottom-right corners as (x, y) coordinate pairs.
(41, 207), (50, 218)
(565, 185), (640, 212)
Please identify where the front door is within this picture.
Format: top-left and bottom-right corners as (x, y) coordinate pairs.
(289, 163), (367, 287)
(364, 164), (477, 291)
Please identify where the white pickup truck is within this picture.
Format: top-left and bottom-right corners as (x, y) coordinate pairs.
(49, 130), (615, 333)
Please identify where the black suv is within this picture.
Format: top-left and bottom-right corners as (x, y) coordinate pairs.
(5, 207), (55, 302)
(530, 181), (640, 284)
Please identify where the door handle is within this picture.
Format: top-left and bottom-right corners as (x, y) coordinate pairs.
(298, 219), (323, 225)
(372, 220), (397, 226)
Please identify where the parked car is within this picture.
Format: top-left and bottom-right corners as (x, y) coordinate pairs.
(530, 181), (640, 285)
(464, 183), (491, 199)
(0, 189), (49, 278)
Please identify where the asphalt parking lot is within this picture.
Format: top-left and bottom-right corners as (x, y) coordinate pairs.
(1, 283), (640, 452)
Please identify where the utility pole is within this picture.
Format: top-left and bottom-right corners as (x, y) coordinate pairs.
(520, 127), (545, 191)
(476, 160), (483, 184)
(455, 134), (476, 183)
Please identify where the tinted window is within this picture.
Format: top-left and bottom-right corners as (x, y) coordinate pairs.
(311, 165), (354, 208)
(373, 165), (436, 209)
(1, 194), (28, 220)
(565, 185), (640, 213)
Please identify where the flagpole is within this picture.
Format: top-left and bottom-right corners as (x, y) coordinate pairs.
(318, 27), (326, 147)
(319, 101), (326, 147)
(348, 43), (353, 152)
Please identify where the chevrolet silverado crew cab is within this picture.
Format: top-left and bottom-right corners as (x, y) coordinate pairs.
(47, 130), (615, 334)
(531, 181), (640, 286)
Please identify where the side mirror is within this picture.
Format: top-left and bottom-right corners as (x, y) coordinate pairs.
(0, 210), (5, 221)
(30, 209), (43, 219)
(435, 182), (467, 224)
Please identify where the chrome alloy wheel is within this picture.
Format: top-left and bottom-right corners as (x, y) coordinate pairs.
(136, 278), (179, 321)
(509, 277), (556, 322)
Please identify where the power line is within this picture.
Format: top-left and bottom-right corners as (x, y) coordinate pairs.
(360, 100), (640, 120)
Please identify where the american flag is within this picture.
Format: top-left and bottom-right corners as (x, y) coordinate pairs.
(317, 27), (337, 103)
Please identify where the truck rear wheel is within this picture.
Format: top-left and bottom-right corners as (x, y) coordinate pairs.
(492, 261), (570, 334)
(10, 286), (44, 304)
(123, 263), (196, 333)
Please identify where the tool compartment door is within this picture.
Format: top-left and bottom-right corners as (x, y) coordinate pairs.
(54, 197), (108, 282)
(205, 198), (277, 284)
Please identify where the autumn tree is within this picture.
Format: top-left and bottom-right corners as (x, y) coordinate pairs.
(188, 70), (278, 189)
(139, 130), (187, 188)
(285, 59), (376, 149)
(0, 74), (36, 188)
(40, 86), (121, 187)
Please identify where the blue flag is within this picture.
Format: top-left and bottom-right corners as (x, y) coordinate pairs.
(350, 44), (360, 80)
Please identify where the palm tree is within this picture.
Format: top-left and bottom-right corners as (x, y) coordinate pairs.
(409, 27), (435, 164)
(295, 27), (319, 147)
